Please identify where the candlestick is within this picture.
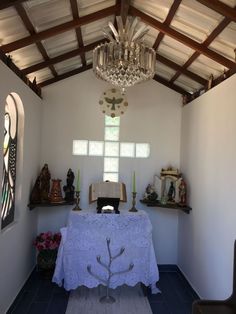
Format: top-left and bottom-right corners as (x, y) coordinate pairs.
(76, 169), (80, 191)
(132, 171), (136, 193)
(72, 191), (82, 211)
(129, 192), (138, 212)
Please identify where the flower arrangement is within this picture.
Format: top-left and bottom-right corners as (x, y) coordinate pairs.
(34, 231), (61, 251)
(34, 232), (61, 271)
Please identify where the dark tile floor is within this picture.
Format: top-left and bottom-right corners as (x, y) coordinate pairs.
(7, 265), (199, 314)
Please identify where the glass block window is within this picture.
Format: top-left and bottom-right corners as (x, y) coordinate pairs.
(103, 172), (119, 182)
(120, 142), (135, 157)
(104, 157), (119, 172)
(105, 116), (120, 126)
(89, 141), (104, 156)
(104, 126), (119, 141)
(105, 142), (119, 157)
(73, 140), (88, 155)
(1, 95), (18, 230)
(136, 143), (150, 158)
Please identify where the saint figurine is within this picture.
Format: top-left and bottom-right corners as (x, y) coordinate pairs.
(63, 168), (75, 202)
(39, 163), (51, 202)
(167, 181), (175, 203)
(30, 176), (41, 204)
(179, 179), (187, 206)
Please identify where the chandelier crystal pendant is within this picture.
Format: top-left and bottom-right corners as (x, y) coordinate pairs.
(93, 16), (156, 94)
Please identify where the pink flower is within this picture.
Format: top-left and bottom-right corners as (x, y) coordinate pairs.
(34, 231), (61, 252)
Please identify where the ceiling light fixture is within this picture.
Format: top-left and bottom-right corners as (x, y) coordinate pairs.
(93, 16), (156, 94)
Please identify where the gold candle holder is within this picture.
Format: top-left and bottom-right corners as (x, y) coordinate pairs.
(129, 192), (138, 212)
(73, 191), (82, 211)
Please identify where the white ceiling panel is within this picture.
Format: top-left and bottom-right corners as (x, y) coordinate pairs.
(78, 0), (115, 17)
(85, 51), (93, 64)
(158, 36), (195, 66)
(219, 0), (236, 7)
(209, 22), (236, 61)
(10, 44), (44, 69)
(156, 61), (177, 79)
(42, 30), (78, 58)
(143, 25), (159, 47)
(132, 0), (174, 22)
(54, 56), (82, 75)
(27, 67), (53, 84)
(23, 0), (72, 32)
(188, 55), (226, 79)
(81, 15), (113, 45)
(0, 7), (29, 45)
(175, 74), (202, 92)
(171, 0), (224, 43)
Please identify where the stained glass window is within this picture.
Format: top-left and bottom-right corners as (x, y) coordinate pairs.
(1, 95), (18, 229)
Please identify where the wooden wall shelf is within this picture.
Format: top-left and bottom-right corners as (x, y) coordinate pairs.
(140, 200), (192, 214)
(28, 200), (75, 210)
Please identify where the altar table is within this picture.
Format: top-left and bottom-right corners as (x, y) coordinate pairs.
(53, 210), (159, 293)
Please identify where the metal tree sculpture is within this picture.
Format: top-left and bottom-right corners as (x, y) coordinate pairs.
(87, 238), (134, 303)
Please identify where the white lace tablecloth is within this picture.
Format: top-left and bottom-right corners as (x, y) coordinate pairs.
(53, 210), (159, 293)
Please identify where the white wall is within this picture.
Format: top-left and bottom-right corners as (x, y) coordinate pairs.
(40, 69), (182, 264)
(178, 74), (236, 299)
(0, 61), (42, 314)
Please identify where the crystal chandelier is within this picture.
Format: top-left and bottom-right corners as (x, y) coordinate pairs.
(93, 16), (156, 94)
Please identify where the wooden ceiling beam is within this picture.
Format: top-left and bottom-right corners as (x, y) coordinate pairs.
(38, 64), (93, 88)
(1, 4), (118, 53)
(156, 54), (207, 85)
(153, 74), (191, 95)
(70, 0), (86, 67)
(153, 0), (182, 51)
(15, 3), (58, 78)
(129, 6), (236, 70)
(22, 39), (106, 75)
(0, 0), (26, 10)
(196, 0), (236, 22)
(120, 0), (131, 24)
(170, 15), (232, 83)
(0, 49), (41, 96)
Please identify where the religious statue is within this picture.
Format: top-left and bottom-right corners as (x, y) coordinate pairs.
(63, 168), (75, 202)
(167, 181), (175, 203)
(143, 184), (158, 201)
(49, 179), (64, 203)
(30, 176), (41, 204)
(178, 179), (187, 206)
(39, 163), (51, 202)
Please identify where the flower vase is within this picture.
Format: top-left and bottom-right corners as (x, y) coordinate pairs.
(37, 249), (57, 278)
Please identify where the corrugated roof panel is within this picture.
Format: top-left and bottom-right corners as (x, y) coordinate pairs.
(143, 25), (159, 47)
(54, 56), (82, 75)
(158, 36), (195, 66)
(171, 0), (224, 43)
(85, 51), (93, 64)
(175, 74), (202, 91)
(188, 55), (225, 79)
(0, 7), (29, 45)
(219, 0), (236, 7)
(156, 61), (177, 79)
(27, 67), (53, 83)
(23, 0), (72, 32)
(42, 30), (78, 58)
(81, 15), (113, 45)
(78, 0), (115, 17)
(209, 22), (236, 61)
(10, 44), (44, 69)
(132, 0), (174, 22)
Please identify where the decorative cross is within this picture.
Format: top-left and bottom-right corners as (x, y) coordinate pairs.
(73, 116), (150, 182)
